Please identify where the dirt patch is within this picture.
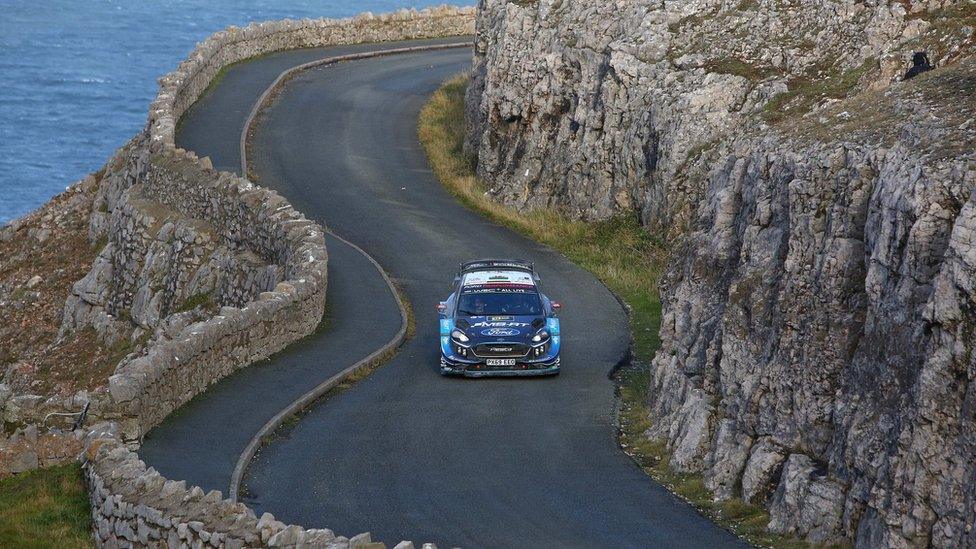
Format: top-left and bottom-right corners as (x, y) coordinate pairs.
(0, 175), (117, 396)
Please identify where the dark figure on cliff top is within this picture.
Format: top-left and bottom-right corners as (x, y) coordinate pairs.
(904, 51), (934, 80)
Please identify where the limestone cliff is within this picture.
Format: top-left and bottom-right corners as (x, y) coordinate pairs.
(466, 0), (975, 546)
(466, 0), (971, 227)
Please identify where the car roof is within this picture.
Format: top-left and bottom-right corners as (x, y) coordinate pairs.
(460, 269), (537, 289)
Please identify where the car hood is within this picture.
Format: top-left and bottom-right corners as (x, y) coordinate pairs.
(456, 315), (544, 344)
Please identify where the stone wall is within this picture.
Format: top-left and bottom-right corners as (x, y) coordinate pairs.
(49, 6), (473, 547)
(3, 4), (474, 544)
(52, 6), (474, 442)
(83, 429), (381, 548)
(150, 7), (474, 150)
(465, 0), (975, 547)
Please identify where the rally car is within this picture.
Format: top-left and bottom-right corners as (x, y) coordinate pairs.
(438, 259), (561, 377)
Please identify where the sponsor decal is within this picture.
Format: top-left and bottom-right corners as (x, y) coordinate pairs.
(463, 287), (534, 294)
(440, 318), (454, 335)
(546, 317), (560, 335)
(470, 321), (531, 328)
(462, 270), (535, 287)
(489, 316), (514, 321)
(481, 328), (520, 337)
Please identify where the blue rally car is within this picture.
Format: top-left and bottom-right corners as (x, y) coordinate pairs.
(438, 259), (561, 377)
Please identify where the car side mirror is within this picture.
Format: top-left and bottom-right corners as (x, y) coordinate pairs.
(551, 302), (562, 311)
(437, 302), (447, 314)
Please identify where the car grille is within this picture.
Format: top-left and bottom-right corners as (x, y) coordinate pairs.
(473, 343), (529, 358)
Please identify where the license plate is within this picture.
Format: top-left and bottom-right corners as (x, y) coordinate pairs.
(486, 359), (516, 367)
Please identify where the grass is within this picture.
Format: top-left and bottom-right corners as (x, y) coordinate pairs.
(763, 59), (876, 124)
(0, 463), (92, 548)
(418, 74), (668, 361)
(174, 291), (215, 314)
(419, 74), (818, 548)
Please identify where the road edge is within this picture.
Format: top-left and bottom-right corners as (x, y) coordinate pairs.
(228, 231), (408, 502)
(240, 42), (472, 177)
(229, 43), (470, 502)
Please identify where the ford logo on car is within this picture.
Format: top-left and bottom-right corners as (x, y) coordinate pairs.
(482, 328), (519, 337)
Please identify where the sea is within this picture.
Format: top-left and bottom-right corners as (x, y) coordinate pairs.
(0, 0), (471, 224)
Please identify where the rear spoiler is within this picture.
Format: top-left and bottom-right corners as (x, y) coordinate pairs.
(456, 258), (540, 283)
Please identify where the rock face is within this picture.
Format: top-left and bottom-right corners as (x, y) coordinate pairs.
(466, 0), (969, 227)
(466, 0), (975, 546)
(649, 70), (976, 545)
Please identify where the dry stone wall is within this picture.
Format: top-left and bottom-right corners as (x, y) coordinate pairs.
(84, 429), (376, 548)
(1, 4), (474, 545)
(151, 6), (476, 148)
(54, 5), (474, 443)
(58, 128), (329, 443)
(49, 6), (474, 547)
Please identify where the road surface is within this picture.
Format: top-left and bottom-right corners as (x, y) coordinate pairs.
(141, 39), (746, 549)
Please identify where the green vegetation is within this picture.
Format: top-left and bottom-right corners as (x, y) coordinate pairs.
(735, 0), (759, 11)
(174, 291), (215, 314)
(0, 464), (92, 548)
(763, 59), (876, 124)
(419, 74), (818, 548)
(418, 75), (667, 361)
(92, 236), (108, 255)
(618, 368), (819, 548)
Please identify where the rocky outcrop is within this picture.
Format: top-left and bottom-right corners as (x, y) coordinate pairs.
(0, 424), (85, 475)
(466, 0), (969, 227)
(648, 64), (975, 545)
(466, 0), (975, 546)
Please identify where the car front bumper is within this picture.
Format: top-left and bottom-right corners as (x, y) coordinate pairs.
(440, 355), (560, 377)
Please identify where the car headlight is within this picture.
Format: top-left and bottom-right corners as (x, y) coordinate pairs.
(531, 330), (550, 343)
(451, 329), (470, 343)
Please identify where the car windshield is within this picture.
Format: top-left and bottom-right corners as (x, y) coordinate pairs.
(457, 290), (543, 316)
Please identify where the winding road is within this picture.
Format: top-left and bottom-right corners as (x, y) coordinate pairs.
(140, 39), (746, 548)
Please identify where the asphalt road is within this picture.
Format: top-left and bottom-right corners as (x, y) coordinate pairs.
(146, 40), (747, 548)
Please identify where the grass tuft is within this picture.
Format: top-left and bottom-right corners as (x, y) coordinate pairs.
(763, 59), (876, 124)
(174, 291), (215, 314)
(0, 463), (92, 548)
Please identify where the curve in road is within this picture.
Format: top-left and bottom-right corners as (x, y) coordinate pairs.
(230, 46), (747, 548)
(138, 41), (464, 497)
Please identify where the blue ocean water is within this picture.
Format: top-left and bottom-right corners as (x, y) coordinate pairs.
(0, 0), (470, 224)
